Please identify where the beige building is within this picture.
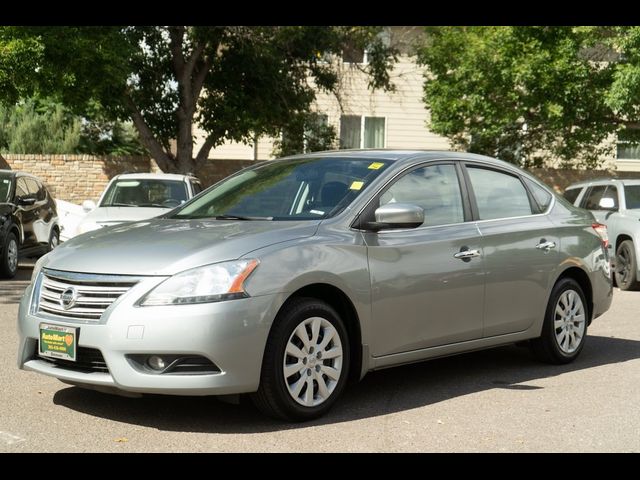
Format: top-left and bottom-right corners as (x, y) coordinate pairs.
(193, 27), (450, 162)
(194, 27), (640, 173)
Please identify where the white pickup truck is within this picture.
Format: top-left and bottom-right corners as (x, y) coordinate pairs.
(564, 179), (640, 290)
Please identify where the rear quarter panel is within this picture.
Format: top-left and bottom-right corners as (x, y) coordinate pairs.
(549, 197), (613, 322)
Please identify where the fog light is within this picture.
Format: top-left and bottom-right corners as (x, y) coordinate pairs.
(147, 355), (166, 371)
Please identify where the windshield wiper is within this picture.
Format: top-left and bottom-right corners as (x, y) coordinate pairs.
(213, 214), (273, 221)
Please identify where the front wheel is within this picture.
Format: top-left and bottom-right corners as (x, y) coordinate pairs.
(0, 231), (19, 279)
(47, 227), (60, 253)
(614, 240), (640, 291)
(251, 298), (350, 422)
(531, 278), (588, 364)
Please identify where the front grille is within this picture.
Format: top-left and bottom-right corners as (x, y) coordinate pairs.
(37, 269), (141, 322)
(37, 346), (109, 374)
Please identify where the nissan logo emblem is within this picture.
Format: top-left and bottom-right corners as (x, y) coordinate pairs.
(60, 287), (78, 310)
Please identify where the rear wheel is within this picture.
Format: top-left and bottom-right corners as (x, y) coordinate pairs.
(251, 297), (350, 422)
(0, 231), (19, 279)
(531, 278), (588, 364)
(614, 240), (640, 291)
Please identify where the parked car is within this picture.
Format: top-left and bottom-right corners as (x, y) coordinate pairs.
(72, 173), (203, 237)
(0, 170), (59, 278)
(564, 179), (640, 291)
(18, 151), (612, 421)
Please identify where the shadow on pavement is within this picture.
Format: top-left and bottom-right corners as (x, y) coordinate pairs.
(0, 259), (34, 305)
(53, 335), (640, 433)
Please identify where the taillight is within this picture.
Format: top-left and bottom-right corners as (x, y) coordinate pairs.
(592, 222), (609, 249)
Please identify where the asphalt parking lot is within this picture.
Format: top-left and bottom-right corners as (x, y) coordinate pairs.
(1, 260), (638, 452)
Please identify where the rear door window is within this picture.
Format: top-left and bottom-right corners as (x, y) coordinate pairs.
(581, 185), (617, 210)
(466, 166), (533, 220)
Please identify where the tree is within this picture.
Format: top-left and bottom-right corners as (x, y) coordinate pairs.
(0, 96), (145, 155)
(0, 26), (397, 174)
(417, 26), (621, 168)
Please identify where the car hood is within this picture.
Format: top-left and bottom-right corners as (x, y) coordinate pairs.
(83, 206), (169, 225)
(47, 218), (320, 276)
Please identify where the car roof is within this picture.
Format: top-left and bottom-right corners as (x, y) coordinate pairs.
(566, 178), (640, 189)
(283, 149), (526, 170)
(111, 173), (197, 181)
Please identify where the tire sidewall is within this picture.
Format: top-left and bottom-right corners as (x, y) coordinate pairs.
(544, 278), (588, 361)
(1, 231), (18, 278)
(48, 227), (59, 252)
(267, 300), (350, 421)
(615, 240), (637, 291)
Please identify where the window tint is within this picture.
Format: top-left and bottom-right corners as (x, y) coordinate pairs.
(563, 188), (581, 205)
(581, 185), (617, 210)
(190, 181), (203, 195)
(624, 185), (640, 210)
(523, 177), (553, 213)
(25, 178), (39, 198)
(467, 167), (533, 220)
(15, 178), (28, 198)
(379, 164), (464, 227)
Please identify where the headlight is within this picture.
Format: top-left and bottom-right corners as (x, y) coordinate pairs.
(138, 259), (259, 306)
(31, 253), (51, 283)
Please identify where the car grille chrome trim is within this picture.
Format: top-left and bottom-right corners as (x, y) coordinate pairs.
(37, 268), (144, 322)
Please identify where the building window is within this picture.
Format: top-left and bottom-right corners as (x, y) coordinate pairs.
(342, 42), (365, 64)
(339, 115), (386, 149)
(617, 129), (640, 159)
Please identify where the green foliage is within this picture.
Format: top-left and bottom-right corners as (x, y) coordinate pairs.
(272, 112), (337, 158)
(0, 96), (145, 155)
(418, 26), (619, 168)
(0, 26), (396, 173)
(0, 97), (81, 154)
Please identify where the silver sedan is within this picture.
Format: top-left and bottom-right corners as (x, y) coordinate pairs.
(17, 151), (613, 421)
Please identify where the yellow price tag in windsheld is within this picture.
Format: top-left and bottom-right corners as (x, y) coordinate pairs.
(350, 181), (364, 190)
(368, 162), (384, 170)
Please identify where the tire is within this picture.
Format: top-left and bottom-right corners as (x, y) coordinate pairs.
(0, 231), (19, 279)
(47, 227), (60, 253)
(531, 278), (588, 364)
(251, 297), (350, 422)
(614, 240), (640, 291)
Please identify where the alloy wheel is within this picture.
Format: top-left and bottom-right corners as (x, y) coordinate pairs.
(554, 289), (586, 354)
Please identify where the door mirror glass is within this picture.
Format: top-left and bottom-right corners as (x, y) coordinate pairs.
(598, 197), (616, 210)
(82, 200), (97, 212)
(372, 203), (424, 230)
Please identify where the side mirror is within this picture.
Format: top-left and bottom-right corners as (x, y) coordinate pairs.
(82, 200), (97, 212)
(367, 203), (425, 231)
(598, 197), (616, 210)
(17, 196), (36, 206)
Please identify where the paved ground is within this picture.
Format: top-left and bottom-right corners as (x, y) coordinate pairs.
(1, 260), (638, 452)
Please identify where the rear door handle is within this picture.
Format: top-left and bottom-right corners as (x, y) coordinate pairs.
(536, 240), (556, 252)
(453, 249), (481, 260)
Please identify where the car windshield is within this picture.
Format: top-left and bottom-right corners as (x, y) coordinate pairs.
(624, 185), (640, 209)
(171, 156), (392, 220)
(0, 174), (11, 203)
(100, 179), (188, 208)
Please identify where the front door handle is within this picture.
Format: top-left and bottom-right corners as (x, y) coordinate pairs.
(453, 249), (481, 260)
(536, 240), (556, 252)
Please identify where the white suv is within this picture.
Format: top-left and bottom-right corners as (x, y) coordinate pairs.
(564, 179), (640, 290)
(74, 173), (203, 237)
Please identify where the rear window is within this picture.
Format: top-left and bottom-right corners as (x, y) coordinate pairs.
(563, 188), (581, 205)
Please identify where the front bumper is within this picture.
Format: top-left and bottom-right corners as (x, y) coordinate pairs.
(17, 282), (283, 396)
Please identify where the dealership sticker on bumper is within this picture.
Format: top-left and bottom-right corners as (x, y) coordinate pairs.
(39, 324), (77, 362)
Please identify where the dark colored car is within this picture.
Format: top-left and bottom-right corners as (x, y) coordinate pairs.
(0, 170), (59, 278)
